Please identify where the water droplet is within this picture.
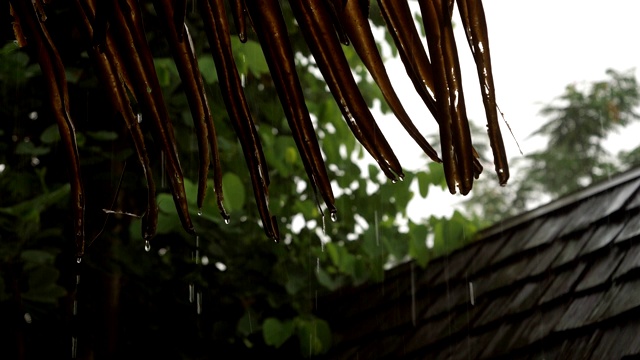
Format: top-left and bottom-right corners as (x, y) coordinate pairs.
(398, 174), (405, 182)
(321, 214), (326, 234)
(316, 258), (319, 274)
(28, 111), (38, 120)
(391, 178), (397, 184)
(469, 281), (475, 306)
(144, 240), (151, 252)
(188, 283), (195, 303)
(374, 210), (379, 247)
(76, 257), (82, 264)
(136, 113), (142, 123)
(146, 86), (152, 93)
(224, 217), (230, 225)
(76, 275), (81, 286)
(24, 312), (32, 324)
(330, 211), (337, 222)
(71, 336), (78, 359)
(201, 256), (209, 265)
(215, 262), (227, 271)
(73, 300), (78, 315)
(160, 152), (166, 188)
(196, 291), (202, 315)
(197, 208), (203, 216)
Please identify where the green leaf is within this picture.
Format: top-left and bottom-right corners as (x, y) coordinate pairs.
(409, 223), (430, 267)
(22, 266), (67, 304)
(154, 58), (179, 87)
(21, 250), (56, 266)
(40, 125), (61, 144)
(86, 131), (118, 141)
(222, 172), (246, 213)
(15, 141), (50, 156)
(198, 56), (218, 84)
(296, 317), (331, 356)
(316, 267), (341, 291)
(263, 317), (295, 348)
(237, 310), (259, 336)
(416, 172), (430, 198)
(231, 39), (269, 77)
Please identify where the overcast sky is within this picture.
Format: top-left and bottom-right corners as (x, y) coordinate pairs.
(376, 0), (640, 218)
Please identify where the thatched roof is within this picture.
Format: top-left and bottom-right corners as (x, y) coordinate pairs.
(320, 167), (640, 359)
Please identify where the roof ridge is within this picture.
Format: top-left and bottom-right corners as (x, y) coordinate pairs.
(477, 166), (640, 240)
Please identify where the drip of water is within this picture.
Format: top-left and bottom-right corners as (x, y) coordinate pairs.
(136, 113), (142, 123)
(76, 257), (82, 264)
(189, 283), (195, 303)
(469, 281), (475, 306)
(196, 291), (202, 315)
(71, 262), (81, 359)
(71, 336), (78, 359)
(197, 208), (203, 216)
(321, 214), (326, 234)
(316, 257), (319, 274)
(160, 151), (166, 188)
(144, 240), (151, 252)
(374, 210), (379, 247)
(224, 217), (230, 225)
(330, 211), (337, 222)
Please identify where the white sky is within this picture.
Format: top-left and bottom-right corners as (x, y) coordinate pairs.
(375, 0), (640, 219)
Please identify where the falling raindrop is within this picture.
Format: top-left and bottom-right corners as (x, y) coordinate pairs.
(144, 240), (151, 252)
(321, 214), (326, 234)
(136, 113), (142, 123)
(196, 291), (202, 315)
(73, 299), (78, 316)
(188, 283), (195, 303)
(28, 111), (38, 120)
(71, 336), (78, 359)
(469, 281), (475, 306)
(160, 152), (166, 188)
(76, 257), (82, 264)
(374, 210), (379, 247)
(24, 312), (32, 324)
(330, 211), (337, 222)
(316, 258), (320, 274)
(215, 262), (227, 271)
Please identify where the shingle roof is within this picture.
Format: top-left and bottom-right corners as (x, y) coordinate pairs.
(319, 167), (640, 359)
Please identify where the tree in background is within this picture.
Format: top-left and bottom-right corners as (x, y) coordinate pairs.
(462, 69), (640, 225)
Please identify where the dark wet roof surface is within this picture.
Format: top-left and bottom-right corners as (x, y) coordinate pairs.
(319, 168), (640, 359)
